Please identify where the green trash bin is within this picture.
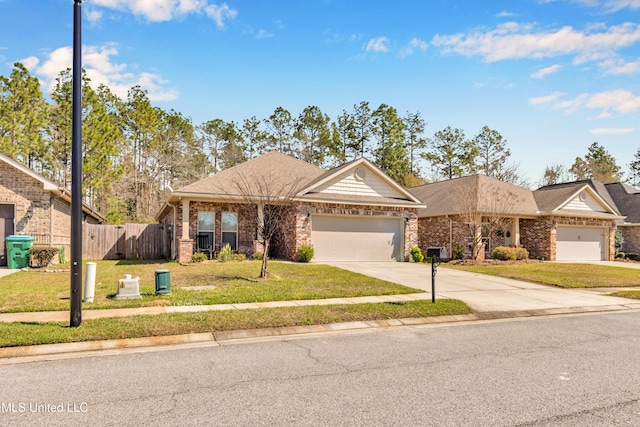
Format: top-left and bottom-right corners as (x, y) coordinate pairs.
(5, 235), (34, 269)
(155, 269), (171, 295)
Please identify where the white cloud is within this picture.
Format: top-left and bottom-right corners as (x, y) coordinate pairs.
(89, 0), (237, 26)
(590, 127), (635, 134)
(19, 56), (40, 72)
(398, 38), (428, 58)
(604, 0), (640, 11)
(431, 22), (640, 64)
(85, 8), (103, 24)
(32, 45), (178, 102)
(528, 92), (565, 105)
(366, 37), (389, 53)
(599, 57), (640, 75)
(530, 64), (561, 78)
(532, 89), (640, 116)
(496, 10), (516, 17)
(256, 29), (274, 40)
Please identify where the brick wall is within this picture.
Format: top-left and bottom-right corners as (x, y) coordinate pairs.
(619, 225), (640, 256)
(418, 216), (506, 260)
(0, 161), (52, 239)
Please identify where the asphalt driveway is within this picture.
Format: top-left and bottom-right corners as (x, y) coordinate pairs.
(323, 261), (638, 313)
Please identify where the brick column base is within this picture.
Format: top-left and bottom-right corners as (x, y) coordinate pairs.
(178, 239), (194, 264)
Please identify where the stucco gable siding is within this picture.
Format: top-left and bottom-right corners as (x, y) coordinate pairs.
(560, 192), (607, 213)
(314, 167), (404, 199)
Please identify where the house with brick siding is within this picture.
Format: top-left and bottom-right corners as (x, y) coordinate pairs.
(410, 174), (623, 261)
(604, 182), (640, 257)
(156, 151), (424, 263)
(0, 152), (105, 266)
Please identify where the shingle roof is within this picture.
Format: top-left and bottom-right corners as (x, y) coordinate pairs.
(409, 174), (538, 217)
(176, 151), (325, 199)
(605, 182), (640, 223)
(534, 179), (620, 214)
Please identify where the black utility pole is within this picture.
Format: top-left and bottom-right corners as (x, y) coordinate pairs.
(70, 0), (83, 327)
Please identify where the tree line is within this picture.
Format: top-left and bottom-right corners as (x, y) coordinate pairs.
(1, 62), (637, 223)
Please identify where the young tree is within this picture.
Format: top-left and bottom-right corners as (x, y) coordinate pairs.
(570, 142), (622, 183)
(403, 111), (427, 176)
(372, 104), (410, 185)
(219, 121), (247, 170)
(334, 109), (356, 163)
(198, 118), (227, 174)
(228, 173), (306, 279)
(423, 126), (476, 180)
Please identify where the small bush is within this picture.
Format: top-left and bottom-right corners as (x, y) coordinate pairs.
(58, 246), (66, 264)
(626, 253), (640, 261)
(298, 245), (314, 262)
(218, 244), (233, 262)
(252, 252), (264, 260)
(191, 252), (208, 263)
(491, 246), (516, 261)
(30, 246), (59, 268)
(615, 251), (625, 259)
(410, 246), (424, 263)
(514, 246), (529, 260)
(452, 243), (464, 260)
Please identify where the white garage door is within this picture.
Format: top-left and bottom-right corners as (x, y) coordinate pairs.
(311, 215), (403, 262)
(556, 226), (606, 261)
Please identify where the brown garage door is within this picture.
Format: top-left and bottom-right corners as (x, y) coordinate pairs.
(0, 204), (15, 267)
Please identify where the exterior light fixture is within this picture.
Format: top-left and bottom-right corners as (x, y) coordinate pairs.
(26, 206), (34, 219)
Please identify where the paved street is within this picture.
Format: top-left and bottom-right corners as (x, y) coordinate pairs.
(1, 311), (640, 426)
(324, 261), (639, 312)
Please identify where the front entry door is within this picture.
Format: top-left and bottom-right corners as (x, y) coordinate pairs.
(0, 204), (15, 266)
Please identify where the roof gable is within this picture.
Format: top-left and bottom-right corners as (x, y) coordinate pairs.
(534, 182), (619, 216)
(0, 152), (59, 191)
(299, 158), (423, 205)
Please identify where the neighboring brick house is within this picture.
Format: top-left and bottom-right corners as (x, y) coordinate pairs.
(603, 182), (640, 257)
(156, 151), (424, 263)
(410, 175), (622, 261)
(0, 153), (105, 266)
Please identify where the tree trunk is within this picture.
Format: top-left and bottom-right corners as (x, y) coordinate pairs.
(260, 239), (269, 279)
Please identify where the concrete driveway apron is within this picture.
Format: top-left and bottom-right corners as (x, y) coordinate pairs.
(323, 261), (637, 313)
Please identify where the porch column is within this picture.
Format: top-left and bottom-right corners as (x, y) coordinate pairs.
(514, 218), (520, 246)
(177, 199), (193, 263)
(257, 203), (264, 241)
(181, 199), (190, 240)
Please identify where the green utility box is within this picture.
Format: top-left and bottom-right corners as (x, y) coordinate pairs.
(155, 269), (171, 295)
(6, 235), (34, 269)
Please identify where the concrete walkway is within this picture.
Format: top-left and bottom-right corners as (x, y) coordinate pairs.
(0, 267), (19, 278)
(323, 261), (640, 313)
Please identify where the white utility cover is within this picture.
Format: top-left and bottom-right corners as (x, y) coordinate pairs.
(556, 226), (605, 261)
(311, 215), (402, 262)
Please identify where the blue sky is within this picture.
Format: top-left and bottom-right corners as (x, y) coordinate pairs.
(1, 0), (639, 186)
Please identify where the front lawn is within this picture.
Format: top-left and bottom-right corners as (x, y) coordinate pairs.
(0, 260), (422, 313)
(444, 262), (640, 288)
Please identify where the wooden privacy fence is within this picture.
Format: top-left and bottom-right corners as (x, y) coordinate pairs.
(83, 223), (171, 260)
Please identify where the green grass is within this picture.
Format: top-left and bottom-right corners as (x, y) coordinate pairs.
(0, 260), (421, 313)
(444, 262), (640, 288)
(609, 290), (640, 299)
(0, 299), (472, 347)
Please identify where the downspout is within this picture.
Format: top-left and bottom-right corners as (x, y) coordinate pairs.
(449, 215), (453, 258)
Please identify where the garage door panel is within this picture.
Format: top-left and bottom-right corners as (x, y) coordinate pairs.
(556, 226), (605, 261)
(312, 215), (402, 262)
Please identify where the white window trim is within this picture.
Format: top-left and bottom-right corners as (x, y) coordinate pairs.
(221, 211), (238, 251)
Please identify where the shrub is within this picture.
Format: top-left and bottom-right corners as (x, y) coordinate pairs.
(410, 246), (424, 263)
(626, 253), (640, 261)
(58, 246), (66, 264)
(251, 252), (263, 260)
(452, 243), (464, 260)
(218, 244), (233, 262)
(491, 246), (516, 261)
(191, 252), (207, 263)
(615, 251), (625, 259)
(297, 245), (314, 262)
(514, 247), (529, 260)
(30, 246), (59, 268)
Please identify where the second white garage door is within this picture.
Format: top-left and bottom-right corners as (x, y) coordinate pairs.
(556, 226), (606, 261)
(311, 215), (403, 262)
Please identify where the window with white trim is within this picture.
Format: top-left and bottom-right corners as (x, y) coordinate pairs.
(221, 212), (238, 251)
